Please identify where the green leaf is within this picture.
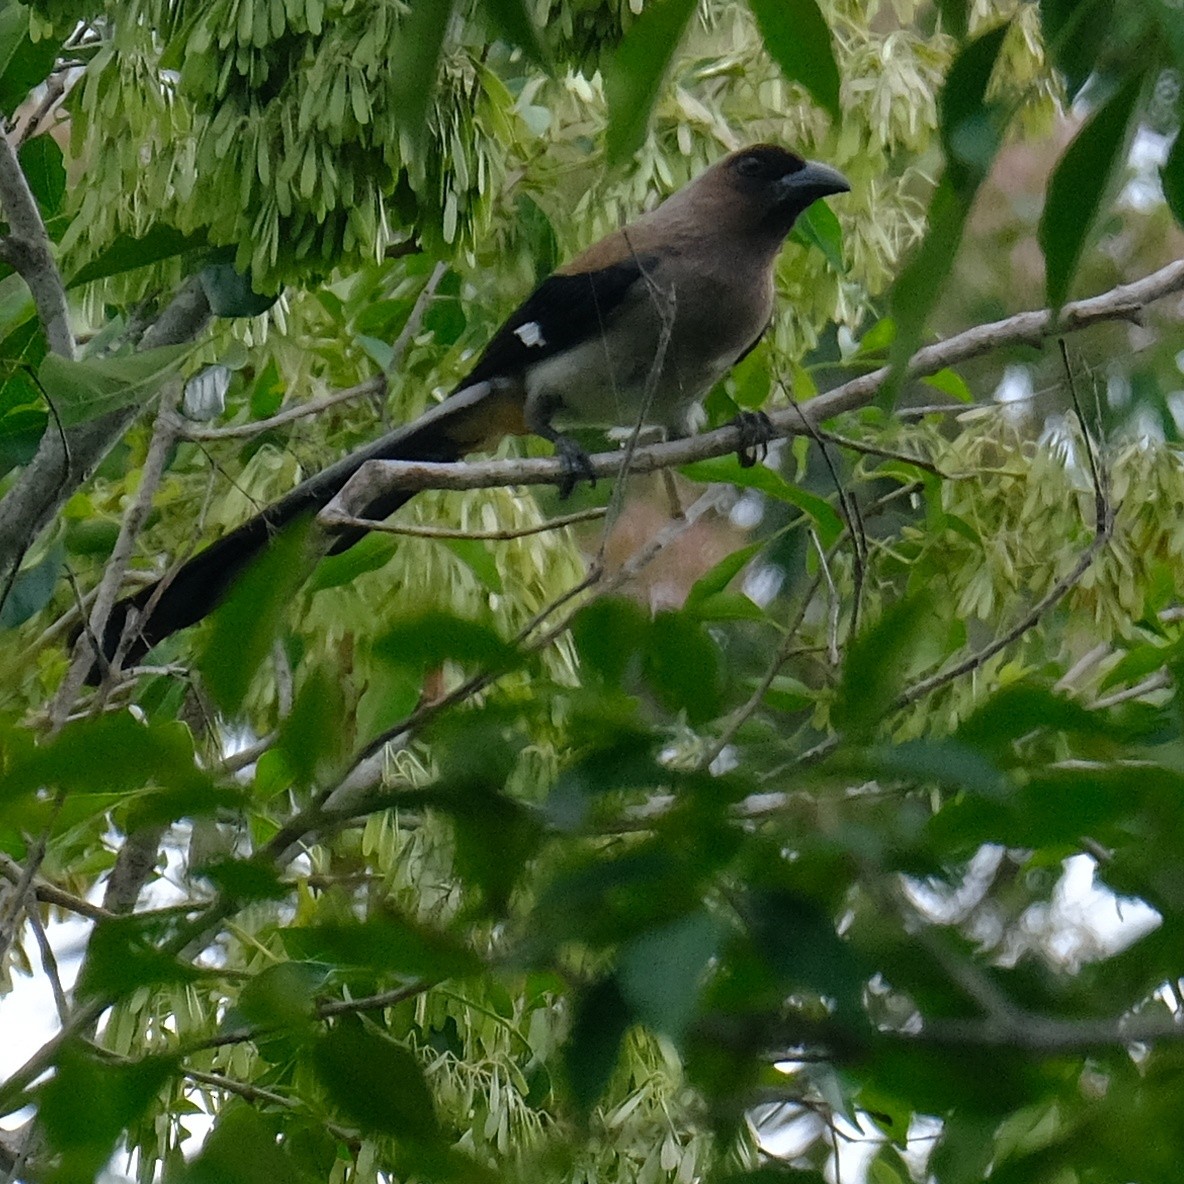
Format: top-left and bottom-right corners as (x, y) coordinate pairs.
(850, 738), (1008, 797)
(746, 0), (841, 120)
(283, 913), (480, 980)
(884, 25), (1009, 407)
(857, 316), (896, 356)
(197, 518), (315, 714)
(371, 611), (517, 673)
(547, 737), (664, 829)
(619, 911), (723, 1041)
(1039, 72), (1146, 313)
(0, 712), (210, 802)
(921, 367), (973, 402)
(313, 1018), (439, 1140)
(759, 673), (814, 714)
(603, 0), (699, 165)
(77, 913), (201, 999)
(0, 11), (59, 116)
(38, 1044), (176, 1181)
(937, 0), (969, 37)
(644, 611), (725, 724)
(306, 532), (396, 591)
(956, 682), (1106, 753)
(685, 542), (764, 611)
(744, 888), (865, 1022)
(439, 535), (504, 593)
(682, 455), (844, 545)
(570, 597), (649, 685)
(564, 976), (632, 1116)
(275, 665), (348, 784)
(199, 262), (280, 316)
(0, 407), (44, 476)
(940, 24), (1009, 185)
(249, 355), (285, 418)
(930, 1113), (1000, 1184)
(17, 135), (64, 217)
(710, 1172), (827, 1184)
(440, 786), (544, 913)
(0, 538), (62, 628)
(789, 196), (846, 271)
(0, 6), (29, 89)
(196, 857), (288, 902)
(1102, 635), (1184, 690)
(482, 0), (547, 64)
(1038, 0), (1114, 100)
(389, 0), (457, 153)
(183, 1106), (306, 1184)
(37, 345), (192, 426)
(688, 591), (767, 622)
(236, 961), (322, 1033)
(834, 594), (931, 738)
(883, 178), (974, 409)
(1161, 120), (1184, 230)
(67, 225), (208, 288)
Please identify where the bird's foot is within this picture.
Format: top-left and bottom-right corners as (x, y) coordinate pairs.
(553, 434), (597, 498)
(731, 410), (775, 468)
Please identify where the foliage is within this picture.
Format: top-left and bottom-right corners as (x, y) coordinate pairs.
(2, 1), (1184, 1184)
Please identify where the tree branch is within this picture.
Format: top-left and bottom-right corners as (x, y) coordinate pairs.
(320, 259), (1184, 522)
(180, 377), (385, 441)
(0, 131), (72, 359)
(0, 277), (211, 579)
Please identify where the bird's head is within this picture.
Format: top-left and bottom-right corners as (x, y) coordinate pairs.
(705, 144), (850, 240)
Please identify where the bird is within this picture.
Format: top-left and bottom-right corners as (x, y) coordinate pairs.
(89, 144), (849, 676)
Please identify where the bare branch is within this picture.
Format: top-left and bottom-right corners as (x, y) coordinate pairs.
(320, 504), (606, 541)
(182, 1069), (358, 1144)
(917, 1009), (1184, 1053)
(0, 132), (72, 359)
(0, 853), (112, 921)
(180, 377), (385, 441)
(0, 278), (212, 579)
(53, 379), (186, 719)
(321, 259), (1184, 519)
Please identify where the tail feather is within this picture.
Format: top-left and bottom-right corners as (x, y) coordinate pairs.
(88, 393), (483, 676)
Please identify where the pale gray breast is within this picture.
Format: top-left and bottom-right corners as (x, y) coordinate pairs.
(524, 248), (775, 433)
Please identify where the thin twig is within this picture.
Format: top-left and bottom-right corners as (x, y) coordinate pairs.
(52, 379), (186, 722)
(320, 505), (607, 541)
(810, 529), (841, 667)
(25, 902), (69, 1022)
(1091, 671), (1172, 709)
(180, 377), (385, 441)
(0, 853), (113, 921)
(892, 427), (1112, 713)
(182, 1069), (358, 1143)
(698, 570), (825, 771)
(814, 427), (945, 477)
(387, 261), (448, 378)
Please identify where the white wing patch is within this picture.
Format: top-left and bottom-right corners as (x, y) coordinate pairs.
(513, 321), (547, 348)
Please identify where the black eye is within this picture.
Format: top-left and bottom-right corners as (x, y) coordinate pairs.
(735, 155), (764, 177)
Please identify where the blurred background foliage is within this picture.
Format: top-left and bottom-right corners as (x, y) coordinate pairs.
(2, 0), (1184, 1181)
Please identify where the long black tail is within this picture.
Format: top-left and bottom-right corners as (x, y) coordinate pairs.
(90, 388), (502, 674)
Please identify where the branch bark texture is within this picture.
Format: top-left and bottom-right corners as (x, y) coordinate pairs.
(0, 277), (212, 578)
(323, 259), (1184, 522)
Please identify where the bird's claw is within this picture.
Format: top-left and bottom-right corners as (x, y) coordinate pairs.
(554, 435), (597, 499)
(732, 410), (775, 468)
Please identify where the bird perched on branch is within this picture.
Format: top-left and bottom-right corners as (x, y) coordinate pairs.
(91, 144), (849, 675)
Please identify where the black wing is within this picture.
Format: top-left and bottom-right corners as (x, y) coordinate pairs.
(457, 257), (655, 391)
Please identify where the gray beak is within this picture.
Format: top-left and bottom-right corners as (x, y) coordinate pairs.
(778, 160), (850, 204)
